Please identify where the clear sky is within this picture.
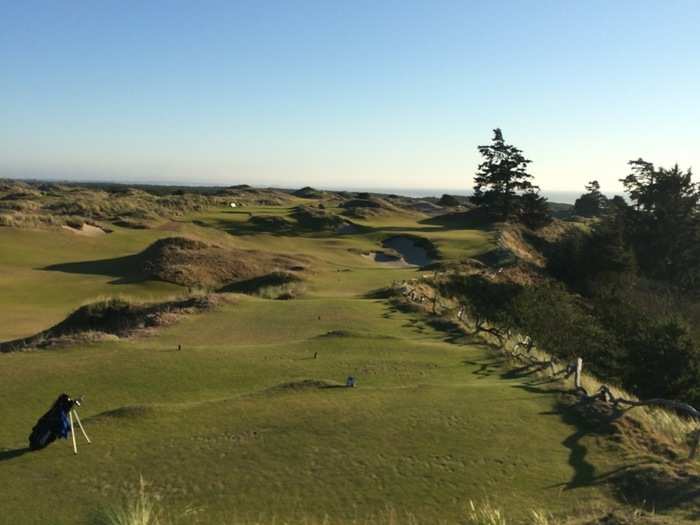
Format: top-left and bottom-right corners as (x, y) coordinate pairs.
(1, 1), (698, 193)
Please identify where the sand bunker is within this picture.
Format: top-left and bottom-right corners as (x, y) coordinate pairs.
(61, 223), (108, 237)
(361, 237), (435, 267)
(361, 251), (411, 267)
(382, 236), (434, 266)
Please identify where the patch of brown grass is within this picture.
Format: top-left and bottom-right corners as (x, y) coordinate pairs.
(140, 237), (306, 289)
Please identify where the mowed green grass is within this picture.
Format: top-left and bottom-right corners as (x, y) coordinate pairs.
(0, 226), (185, 340)
(0, 206), (628, 524)
(0, 299), (623, 524)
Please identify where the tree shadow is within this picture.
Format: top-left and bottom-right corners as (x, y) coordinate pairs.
(504, 372), (700, 515)
(527, 376), (562, 387)
(0, 447), (30, 462)
(562, 428), (597, 488)
(424, 317), (472, 344)
(530, 398), (614, 490)
(500, 364), (551, 380)
(535, 391), (700, 515)
(512, 382), (576, 397)
(463, 358), (505, 378)
(363, 287), (395, 299)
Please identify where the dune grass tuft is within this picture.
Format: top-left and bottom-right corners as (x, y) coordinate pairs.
(98, 477), (163, 525)
(465, 500), (507, 525)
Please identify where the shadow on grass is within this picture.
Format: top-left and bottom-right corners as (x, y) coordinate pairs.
(534, 388), (700, 514)
(528, 396), (612, 490)
(508, 381), (608, 490)
(424, 317), (472, 344)
(501, 364), (547, 380)
(218, 272), (301, 294)
(462, 358), (505, 379)
(418, 208), (497, 230)
(41, 254), (146, 284)
(397, 291), (700, 515)
(0, 447), (30, 462)
(384, 292), (608, 493)
(364, 287), (395, 299)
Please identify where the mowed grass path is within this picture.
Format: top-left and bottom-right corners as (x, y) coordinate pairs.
(0, 208), (625, 524)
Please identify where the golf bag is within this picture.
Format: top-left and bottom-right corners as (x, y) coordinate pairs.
(28, 393), (76, 451)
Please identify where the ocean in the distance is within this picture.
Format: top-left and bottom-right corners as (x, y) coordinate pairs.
(338, 188), (587, 205)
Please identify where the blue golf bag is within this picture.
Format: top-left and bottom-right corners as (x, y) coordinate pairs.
(28, 393), (75, 451)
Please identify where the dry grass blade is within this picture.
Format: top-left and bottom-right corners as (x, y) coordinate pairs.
(100, 477), (162, 525)
(465, 500), (507, 525)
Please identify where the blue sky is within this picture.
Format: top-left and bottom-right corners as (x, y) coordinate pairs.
(1, 1), (698, 192)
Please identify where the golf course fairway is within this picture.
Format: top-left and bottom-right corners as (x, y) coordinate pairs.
(0, 204), (649, 524)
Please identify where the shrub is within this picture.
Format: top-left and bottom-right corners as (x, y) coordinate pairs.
(98, 477), (162, 525)
(438, 194), (460, 207)
(438, 275), (519, 332)
(513, 284), (621, 378)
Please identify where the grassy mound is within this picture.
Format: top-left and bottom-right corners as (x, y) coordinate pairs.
(293, 186), (325, 199)
(218, 271), (304, 299)
(471, 220), (581, 284)
(340, 197), (404, 219)
(91, 405), (162, 420)
(292, 205), (350, 231)
(140, 236), (304, 289)
(0, 295), (219, 352)
(0, 180), (213, 230)
(247, 215), (294, 231)
(112, 218), (152, 229)
(218, 186), (292, 206)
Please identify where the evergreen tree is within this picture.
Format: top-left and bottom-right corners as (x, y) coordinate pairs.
(574, 180), (607, 217)
(519, 190), (552, 229)
(622, 159), (700, 286)
(472, 129), (537, 221)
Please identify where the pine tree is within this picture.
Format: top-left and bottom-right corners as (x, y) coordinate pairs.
(520, 190), (552, 229)
(471, 129), (537, 220)
(574, 180), (607, 217)
(621, 159), (700, 286)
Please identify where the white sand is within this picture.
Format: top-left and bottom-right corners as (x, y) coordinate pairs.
(382, 237), (433, 266)
(61, 224), (107, 237)
(361, 251), (411, 267)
